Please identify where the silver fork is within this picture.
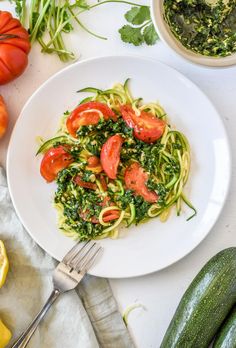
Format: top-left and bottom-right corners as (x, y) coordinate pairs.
(10, 241), (102, 348)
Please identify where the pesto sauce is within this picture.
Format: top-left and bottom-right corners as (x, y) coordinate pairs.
(53, 117), (176, 240)
(164, 0), (236, 57)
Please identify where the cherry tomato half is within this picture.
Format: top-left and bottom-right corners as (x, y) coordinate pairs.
(86, 156), (103, 173)
(124, 162), (158, 203)
(87, 155), (100, 167)
(100, 134), (123, 179)
(66, 101), (117, 137)
(120, 104), (166, 143)
(40, 146), (73, 182)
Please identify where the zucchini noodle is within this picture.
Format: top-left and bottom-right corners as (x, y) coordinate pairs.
(37, 79), (196, 241)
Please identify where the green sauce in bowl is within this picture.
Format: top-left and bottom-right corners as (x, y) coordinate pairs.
(164, 0), (236, 57)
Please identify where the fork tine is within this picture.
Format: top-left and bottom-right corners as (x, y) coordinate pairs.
(77, 246), (103, 273)
(70, 240), (96, 265)
(62, 240), (90, 264)
(71, 241), (97, 269)
(74, 244), (102, 273)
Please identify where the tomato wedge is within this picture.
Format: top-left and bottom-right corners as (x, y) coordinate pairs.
(40, 146), (73, 182)
(100, 134), (123, 179)
(120, 104), (166, 143)
(124, 162), (158, 203)
(74, 175), (97, 190)
(66, 101), (117, 137)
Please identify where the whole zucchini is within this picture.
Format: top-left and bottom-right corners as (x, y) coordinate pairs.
(161, 248), (236, 348)
(213, 307), (236, 348)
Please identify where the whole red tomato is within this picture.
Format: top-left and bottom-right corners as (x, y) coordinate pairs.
(0, 95), (8, 138)
(0, 11), (30, 85)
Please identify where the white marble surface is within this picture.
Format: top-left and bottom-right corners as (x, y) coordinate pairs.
(1, 1), (236, 347)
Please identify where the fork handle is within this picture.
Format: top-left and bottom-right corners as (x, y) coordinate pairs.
(10, 289), (61, 348)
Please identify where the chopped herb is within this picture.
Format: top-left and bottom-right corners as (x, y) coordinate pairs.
(55, 167), (104, 240)
(164, 0), (236, 57)
(147, 181), (168, 207)
(82, 170), (94, 182)
(117, 190), (151, 224)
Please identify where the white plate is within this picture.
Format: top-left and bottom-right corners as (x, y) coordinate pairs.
(7, 56), (231, 278)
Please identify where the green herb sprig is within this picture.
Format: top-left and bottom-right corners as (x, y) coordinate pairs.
(11, 0), (159, 61)
(119, 6), (158, 46)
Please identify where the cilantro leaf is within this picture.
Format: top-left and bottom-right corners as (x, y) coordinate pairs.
(119, 25), (144, 46)
(125, 6), (150, 25)
(143, 24), (158, 45)
(119, 5), (159, 47)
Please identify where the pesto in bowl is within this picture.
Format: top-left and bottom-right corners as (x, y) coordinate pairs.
(164, 0), (236, 57)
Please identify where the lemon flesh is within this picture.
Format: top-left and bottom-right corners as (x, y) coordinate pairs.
(0, 320), (12, 348)
(0, 240), (9, 288)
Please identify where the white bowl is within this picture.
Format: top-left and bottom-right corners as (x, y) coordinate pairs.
(151, 0), (236, 67)
(7, 56), (231, 278)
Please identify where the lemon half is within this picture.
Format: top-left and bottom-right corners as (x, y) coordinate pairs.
(0, 319), (12, 348)
(0, 241), (9, 288)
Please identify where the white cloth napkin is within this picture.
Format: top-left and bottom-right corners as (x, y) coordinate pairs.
(0, 167), (134, 348)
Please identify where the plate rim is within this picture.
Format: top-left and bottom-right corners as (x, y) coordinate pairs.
(6, 55), (232, 278)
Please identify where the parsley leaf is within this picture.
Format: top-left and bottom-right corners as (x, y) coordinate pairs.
(125, 6), (150, 25)
(143, 23), (159, 45)
(119, 25), (144, 46)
